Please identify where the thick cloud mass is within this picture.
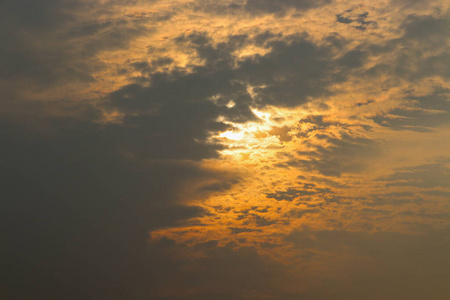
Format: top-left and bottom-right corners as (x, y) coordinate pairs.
(0, 116), (218, 299)
(243, 0), (332, 15)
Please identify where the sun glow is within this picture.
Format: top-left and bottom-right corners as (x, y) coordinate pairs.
(218, 130), (245, 140)
(213, 107), (306, 157)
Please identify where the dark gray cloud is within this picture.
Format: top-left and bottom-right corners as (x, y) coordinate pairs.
(192, 0), (331, 16)
(105, 32), (367, 160)
(229, 227), (262, 234)
(284, 208), (321, 219)
(266, 185), (332, 201)
(372, 87), (450, 131)
(380, 159), (450, 188)
(336, 9), (377, 31)
(366, 14), (450, 81)
(0, 112), (231, 300)
(198, 178), (241, 192)
(293, 133), (380, 177)
(253, 215), (277, 226)
(110, 33), (257, 126)
(364, 192), (423, 207)
(350, 13), (450, 139)
(0, 0), (81, 29)
(422, 190), (450, 197)
(111, 31), (362, 124)
(237, 36), (348, 107)
(243, 0), (332, 15)
(284, 227), (450, 300)
(147, 242), (291, 300)
(136, 226), (450, 300)
(0, 0), (153, 88)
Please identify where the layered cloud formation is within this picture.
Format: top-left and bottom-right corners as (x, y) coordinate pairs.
(2, 0), (450, 299)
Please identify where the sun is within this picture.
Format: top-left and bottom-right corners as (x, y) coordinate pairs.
(211, 107), (302, 158)
(218, 130), (245, 141)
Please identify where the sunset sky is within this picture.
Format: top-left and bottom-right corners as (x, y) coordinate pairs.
(2, 0), (450, 299)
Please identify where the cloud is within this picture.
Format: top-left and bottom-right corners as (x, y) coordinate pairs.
(336, 9), (377, 31)
(283, 227), (450, 300)
(111, 30), (365, 115)
(229, 227), (263, 234)
(0, 112), (231, 300)
(0, 0), (160, 96)
(243, 0), (332, 15)
(294, 133), (381, 177)
(372, 87), (450, 131)
(2, 0), (450, 299)
(105, 32), (370, 160)
(236, 36), (346, 107)
(380, 159), (450, 188)
(192, 0), (332, 16)
(366, 14), (450, 81)
(141, 226), (450, 300)
(266, 185), (332, 202)
(0, 0), (81, 29)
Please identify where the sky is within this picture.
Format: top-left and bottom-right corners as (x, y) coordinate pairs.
(1, 0), (450, 299)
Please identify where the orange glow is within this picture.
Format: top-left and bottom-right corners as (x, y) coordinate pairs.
(4, 0), (450, 297)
